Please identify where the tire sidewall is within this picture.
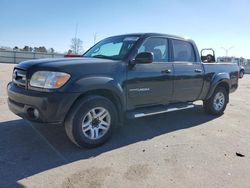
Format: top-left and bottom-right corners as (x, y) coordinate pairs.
(72, 96), (117, 148)
(211, 87), (227, 115)
(240, 71), (244, 78)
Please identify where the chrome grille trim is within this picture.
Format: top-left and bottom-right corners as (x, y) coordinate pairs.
(12, 69), (27, 88)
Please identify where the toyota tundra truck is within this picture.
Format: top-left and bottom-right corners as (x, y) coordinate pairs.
(7, 33), (239, 148)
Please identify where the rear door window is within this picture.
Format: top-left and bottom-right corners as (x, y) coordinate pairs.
(172, 40), (195, 62)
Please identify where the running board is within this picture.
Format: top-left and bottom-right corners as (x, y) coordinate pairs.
(127, 103), (194, 119)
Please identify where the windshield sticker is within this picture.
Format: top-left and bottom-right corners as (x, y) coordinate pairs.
(123, 37), (139, 41)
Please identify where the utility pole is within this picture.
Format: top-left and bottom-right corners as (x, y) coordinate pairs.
(221, 46), (234, 57)
(93, 32), (97, 44)
(74, 23), (78, 53)
(221, 46), (234, 62)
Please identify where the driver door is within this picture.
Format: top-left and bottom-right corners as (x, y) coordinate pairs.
(126, 37), (174, 110)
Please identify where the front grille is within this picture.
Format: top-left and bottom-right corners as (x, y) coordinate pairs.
(13, 68), (27, 88)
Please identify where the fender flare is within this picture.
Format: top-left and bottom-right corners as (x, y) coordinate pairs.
(206, 73), (230, 100)
(69, 76), (126, 110)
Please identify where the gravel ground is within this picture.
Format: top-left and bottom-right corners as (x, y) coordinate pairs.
(0, 63), (250, 188)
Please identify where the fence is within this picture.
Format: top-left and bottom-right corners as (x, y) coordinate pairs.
(1, 49), (250, 73)
(0, 50), (64, 64)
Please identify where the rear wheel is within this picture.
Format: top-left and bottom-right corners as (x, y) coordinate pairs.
(239, 70), (244, 78)
(65, 95), (117, 148)
(203, 87), (228, 115)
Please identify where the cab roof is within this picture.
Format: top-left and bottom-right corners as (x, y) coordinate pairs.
(112, 33), (187, 41)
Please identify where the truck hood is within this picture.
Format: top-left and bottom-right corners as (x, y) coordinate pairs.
(15, 57), (123, 79)
(16, 57), (120, 70)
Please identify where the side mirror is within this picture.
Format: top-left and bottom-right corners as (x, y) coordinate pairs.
(134, 52), (153, 64)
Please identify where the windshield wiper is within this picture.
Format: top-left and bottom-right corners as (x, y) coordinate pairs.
(92, 55), (111, 59)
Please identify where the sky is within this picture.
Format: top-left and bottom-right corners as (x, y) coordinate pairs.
(0, 0), (250, 58)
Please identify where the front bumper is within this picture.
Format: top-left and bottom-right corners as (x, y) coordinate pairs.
(7, 82), (79, 124)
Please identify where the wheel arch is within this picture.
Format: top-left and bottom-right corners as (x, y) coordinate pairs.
(65, 87), (125, 125)
(206, 73), (230, 100)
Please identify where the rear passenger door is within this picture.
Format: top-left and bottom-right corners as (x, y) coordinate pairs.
(171, 39), (204, 102)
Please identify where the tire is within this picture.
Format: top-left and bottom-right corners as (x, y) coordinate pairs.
(65, 95), (118, 148)
(203, 87), (228, 115)
(239, 70), (244, 78)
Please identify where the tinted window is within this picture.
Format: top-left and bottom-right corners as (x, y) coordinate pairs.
(138, 38), (168, 62)
(172, 40), (195, 62)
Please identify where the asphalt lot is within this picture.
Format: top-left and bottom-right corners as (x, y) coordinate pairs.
(0, 63), (250, 188)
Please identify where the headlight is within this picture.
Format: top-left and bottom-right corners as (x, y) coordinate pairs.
(30, 71), (70, 89)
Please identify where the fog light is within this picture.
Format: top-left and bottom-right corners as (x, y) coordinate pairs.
(27, 108), (39, 119)
(33, 109), (39, 118)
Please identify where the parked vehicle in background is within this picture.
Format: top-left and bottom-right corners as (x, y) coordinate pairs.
(64, 54), (82, 58)
(7, 33), (239, 148)
(217, 56), (245, 78)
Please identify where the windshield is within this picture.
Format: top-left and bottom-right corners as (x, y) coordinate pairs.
(83, 35), (140, 60)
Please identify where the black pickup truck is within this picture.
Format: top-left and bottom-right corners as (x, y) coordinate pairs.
(7, 33), (239, 148)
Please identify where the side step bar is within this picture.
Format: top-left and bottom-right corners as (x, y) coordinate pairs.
(128, 103), (194, 119)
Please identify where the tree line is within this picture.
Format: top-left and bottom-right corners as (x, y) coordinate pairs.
(12, 46), (55, 53)
(0, 37), (85, 54)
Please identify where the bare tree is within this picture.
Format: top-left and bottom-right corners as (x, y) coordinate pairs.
(70, 38), (83, 54)
(48, 48), (55, 53)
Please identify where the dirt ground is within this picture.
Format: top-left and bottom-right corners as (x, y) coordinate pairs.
(0, 63), (250, 188)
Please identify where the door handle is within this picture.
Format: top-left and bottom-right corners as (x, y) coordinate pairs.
(161, 69), (172, 74)
(194, 69), (202, 73)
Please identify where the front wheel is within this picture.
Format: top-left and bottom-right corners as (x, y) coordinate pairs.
(65, 95), (117, 148)
(203, 87), (228, 115)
